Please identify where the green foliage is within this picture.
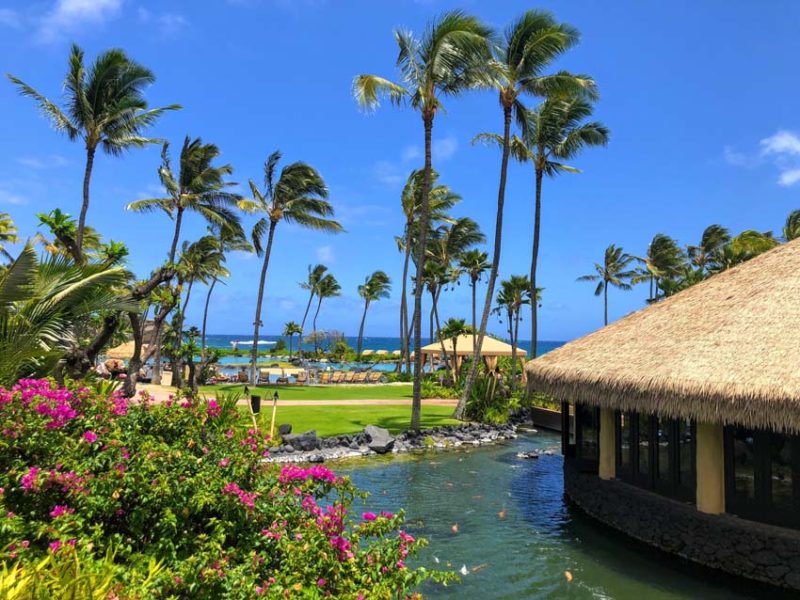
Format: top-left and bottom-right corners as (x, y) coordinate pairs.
(273, 338), (286, 352)
(0, 379), (454, 598)
(420, 380), (460, 400)
(465, 375), (517, 424)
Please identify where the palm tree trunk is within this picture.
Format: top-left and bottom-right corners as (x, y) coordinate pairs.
(76, 145), (96, 260)
(123, 312), (144, 397)
(511, 308), (520, 391)
(471, 278), (477, 352)
(400, 228), (411, 372)
(604, 282), (609, 326)
(313, 296), (323, 355)
(172, 277), (194, 390)
(201, 277), (218, 362)
(251, 221), (277, 384)
(168, 208), (184, 265)
(456, 103), (513, 420)
(411, 113), (435, 431)
(357, 298), (370, 358)
(288, 334), (294, 359)
(432, 292), (450, 375)
(530, 165), (544, 360)
(299, 291), (314, 358)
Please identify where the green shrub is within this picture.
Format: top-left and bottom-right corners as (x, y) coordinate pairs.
(465, 375), (518, 424)
(420, 380), (459, 399)
(0, 379), (455, 598)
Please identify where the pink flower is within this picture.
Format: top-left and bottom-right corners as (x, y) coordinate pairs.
(317, 578), (326, 587)
(362, 512), (377, 521)
(48, 541), (61, 553)
(218, 458), (230, 467)
(207, 399), (221, 418)
(49, 505), (73, 518)
(20, 467), (39, 491)
(83, 430), (97, 443)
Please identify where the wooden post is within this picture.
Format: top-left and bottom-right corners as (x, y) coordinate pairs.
(269, 392), (278, 439)
(696, 422), (725, 514)
(599, 407), (616, 480)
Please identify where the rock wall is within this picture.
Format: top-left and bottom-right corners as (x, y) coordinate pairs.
(565, 462), (800, 591)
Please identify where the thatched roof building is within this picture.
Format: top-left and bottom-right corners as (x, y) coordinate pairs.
(421, 334), (526, 357)
(526, 238), (800, 432)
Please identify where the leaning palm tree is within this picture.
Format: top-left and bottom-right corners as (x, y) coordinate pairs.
(0, 212), (18, 263)
(356, 271), (392, 358)
(8, 44), (179, 259)
(396, 169), (460, 372)
(688, 224), (730, 274)
(634, 233), (686, 301)
(312, 274), (341, 355)
(127, 137), (241, 264)
(577, 244), (637, 326)
(783, 210), (800, 242)
(458, 10), (597, 420)
(245, 151), (342, 382)
(282, 321), (302, 358)
(492, 275), (532, 391)
(458, 249), (490, 350)
(298, 264), (329, 358)
(354, 10), (493, 430)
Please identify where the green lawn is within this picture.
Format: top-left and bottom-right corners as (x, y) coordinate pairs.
(243, 404), (458, 437)
(203, 383), (412, 401)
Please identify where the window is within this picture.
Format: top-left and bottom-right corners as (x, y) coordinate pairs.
(575, 403), (600, 472)
(615, 411), (696, 502)
(725, 426), (800, 529)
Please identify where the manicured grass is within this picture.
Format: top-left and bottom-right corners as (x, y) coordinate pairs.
(243, 404), (458, 437)
(202, 383), (412, 401)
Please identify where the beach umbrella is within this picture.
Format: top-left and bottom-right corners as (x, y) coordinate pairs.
(361, 350), (374, 357)
(391, 350), (402, 356)
(375, 349), (389, 356)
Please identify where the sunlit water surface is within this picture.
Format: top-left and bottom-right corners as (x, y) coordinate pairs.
(339, 432), (791, 599)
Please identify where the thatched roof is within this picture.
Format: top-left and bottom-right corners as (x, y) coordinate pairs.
(421, 334), (526, 357)
(104, 341), (149, 360)
(525, 239), (800, 432)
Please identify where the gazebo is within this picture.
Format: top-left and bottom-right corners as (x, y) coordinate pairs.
(420, 334), (526, 375)
(525, 238), (800, 592)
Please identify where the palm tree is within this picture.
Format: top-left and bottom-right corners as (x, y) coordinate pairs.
(282, 321), (302, 358)
(439, 317), (471, 381)
(245, 151), (342, 382)
(458, 10), (597, 420)
(127, 137), (241, 264)
(634, 233), (686, 301)
(354, 10), (492, 430)
(688, 224), (730, 273)
(312, 274), (341, 355)
(458, 249), (490, 351)
(8, 44), (179, 259)
(783, 210), (800, 242)
(396, 169), (460, 372)
(492, 275), (532, 390)
(298, 264), (329, 358)
(577, 244), (637, 326)
(201, 223), (252, 361)
(356, 271), (392, 358)
(0, 212), (18, 263)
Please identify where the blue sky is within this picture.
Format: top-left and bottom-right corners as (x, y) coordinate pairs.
(1, 0), (799, 341)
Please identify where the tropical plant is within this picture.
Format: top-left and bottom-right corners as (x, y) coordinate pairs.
(577, 244), (637, 326)
(687, 224), (730, 273)
(492, 275), (533, 390)
(244, 150), (342, 382)
(438, 317), (471, 381)
(458, 249), (490, 350)
(282, 321), (302, 358)
(458, 9), (598, 420)
(0, 212), (18, 263)
(783, 210), (800, 242)
(634, 233), (686, 301)
(8, 44), (179, 260)
(312, 274), (341, 355)
(354, 10), (493, 430)
(298, 264), (329, 357)
(356, 271), (392, 358)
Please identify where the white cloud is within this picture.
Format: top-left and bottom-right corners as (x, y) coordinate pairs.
(432, 136), (458, 161)
(0, 189), (28, 205)
(401, 145), (420, 162)
(37, 0), (123, 43)
(156, 13), (188, 35)
(761, 130), (800, 156)
(316, 245), (334, 263)
(0, 8), (21, 28)
(373, 161), (403, 186)
(17, 155), (69, 169)
(779, 169), (800, 187)
(722, 146), (757, 168)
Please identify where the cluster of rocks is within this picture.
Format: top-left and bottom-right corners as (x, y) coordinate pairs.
(268, 422), (518, 463)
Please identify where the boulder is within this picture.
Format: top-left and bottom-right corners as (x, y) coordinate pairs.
(364, 424), (395, 454)
(283, 430), (319, 451)
(278, 424), (292, 436)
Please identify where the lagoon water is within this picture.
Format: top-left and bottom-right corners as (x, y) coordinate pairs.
(340, 432), (789, 600)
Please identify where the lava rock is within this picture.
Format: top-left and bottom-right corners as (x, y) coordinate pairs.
(364, 424), (395, 454)
(283, 430), (319, 451)
(278, 424), (292, 436)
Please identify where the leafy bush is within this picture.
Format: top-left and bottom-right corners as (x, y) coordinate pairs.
(420, 380), (459, 400)
(465, 375), (518, 424)
(0, 379), (454, 598)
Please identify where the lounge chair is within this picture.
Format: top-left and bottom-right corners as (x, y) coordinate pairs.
(319, 372), (331, 384)
(257, 368), (271, 384)
(275, 376), (289, 385)
(367, 372), (383, 384)
(352, 372), (367, 384)
(295, 371), (308, 385)
(343, 371), (355, 383)
(331, 371), (343, 384)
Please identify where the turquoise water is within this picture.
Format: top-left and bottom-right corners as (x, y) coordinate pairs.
(338, 433), (790, 599)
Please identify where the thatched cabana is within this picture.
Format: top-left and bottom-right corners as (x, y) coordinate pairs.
(421, 334), (526, 373)
(525, 239), (800, 591)
(104, 341), (149, 360)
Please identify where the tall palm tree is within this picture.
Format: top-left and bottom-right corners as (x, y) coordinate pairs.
(245, 150), (342, 382)
(492, 275), (533, 391)
(0, 212), (19, 263)
(688, 224), (730, 273)
(298, 264), (329, 358)
(783, 210), (800, 242)
(458, 249), (490, 350)
(127, 137), (241, 264)
(282, 321), (302, 358)
(458, 10), (597, 419)
(201, 223), (252, 361)
(356, 271), (392, 358)
(439, 317), (471, 381)
(577, 244), (637, 326)
(396, 169), (460, 372)
(355, 10), (493, 430)
(634, 233), (686, 301)
(312, 274), (341, 355)
(8, 44), (179, 259)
